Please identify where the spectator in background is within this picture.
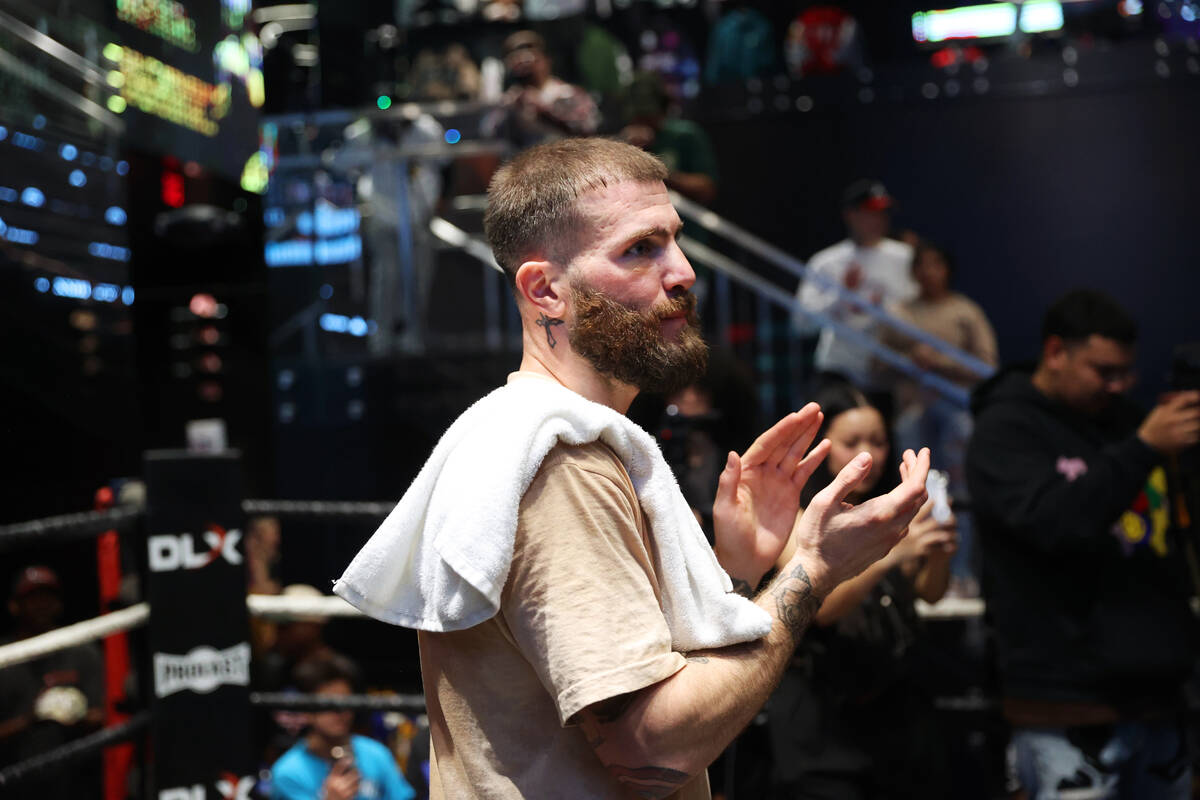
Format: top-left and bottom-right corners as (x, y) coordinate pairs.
(882, 241), (997, 595)
(967, 290), (1200, 798)
(255, 584), (339, 761)
(482, 30), (600, 147)
(768, 382), (956, 799)
(0, 566), (104, 799)
(795, 180), (917, 399)
(247, 515), (283, 657)
(620, 72), (718, 206)
(270, 654), (415, 800)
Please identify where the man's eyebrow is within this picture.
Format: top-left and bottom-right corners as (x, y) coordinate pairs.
(619, 224), (683, 245)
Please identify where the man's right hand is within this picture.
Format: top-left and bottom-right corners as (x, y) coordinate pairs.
(1138, 390), (1200, 455)
(788, 447), (931, 597)
(322, 757), (359, 800)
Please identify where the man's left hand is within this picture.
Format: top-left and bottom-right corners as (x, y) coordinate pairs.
(711, 403), (830, 592)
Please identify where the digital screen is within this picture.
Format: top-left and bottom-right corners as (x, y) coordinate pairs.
(0, 115), (132, 293)
(913, 1), (1064, 43)
(103, 0), (264, 184)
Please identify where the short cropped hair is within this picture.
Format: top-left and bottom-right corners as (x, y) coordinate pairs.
(483, 137), (669, 286)
(1041, 289), (1137, 347)
(293, 653), (361, 695)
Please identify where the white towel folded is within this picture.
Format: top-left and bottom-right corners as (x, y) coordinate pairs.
(333, 372), (773, 653)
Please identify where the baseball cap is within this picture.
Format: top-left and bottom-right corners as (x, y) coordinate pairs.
(842, 179), (894, 211)
(12, 566), (61, 599)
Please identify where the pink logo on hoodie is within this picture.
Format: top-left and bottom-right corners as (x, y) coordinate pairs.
(1056, 456), (1089, 482)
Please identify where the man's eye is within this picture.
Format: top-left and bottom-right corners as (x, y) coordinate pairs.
(626, 241), (654, 257)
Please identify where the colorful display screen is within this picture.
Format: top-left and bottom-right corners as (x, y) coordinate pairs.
(103, 0), (264, 183)
(912, 1), (1064, 43)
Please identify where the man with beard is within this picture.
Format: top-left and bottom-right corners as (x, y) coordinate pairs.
(335, 138), (931, 799)
(967, 290), (1200, 798)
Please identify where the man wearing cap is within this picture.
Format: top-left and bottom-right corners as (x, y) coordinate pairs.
(795, 179), (917, 391)
(483, 30), (601, 147)
(0, 566), (104, 798)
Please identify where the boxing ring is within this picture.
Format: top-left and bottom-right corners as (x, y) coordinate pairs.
(0, 450), (983, 797)
(0, 452), (425, 798)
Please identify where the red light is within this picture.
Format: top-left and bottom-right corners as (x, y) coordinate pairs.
(189, 293), (219, 318)
(931, 47), (958, 70)
(161, 171), (185, 208)
(197, 325), (220, 345)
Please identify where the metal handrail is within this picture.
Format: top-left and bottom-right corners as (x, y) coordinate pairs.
(678, 235), (970, 407)
(423, 214), (972, 407)
(669, 191), (995, 382)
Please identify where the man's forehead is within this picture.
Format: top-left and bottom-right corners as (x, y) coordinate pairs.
(1075, 334), (1135, 364)
(574, 179), (680, 239)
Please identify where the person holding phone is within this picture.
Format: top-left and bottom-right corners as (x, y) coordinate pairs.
(269, 654), (415, 800)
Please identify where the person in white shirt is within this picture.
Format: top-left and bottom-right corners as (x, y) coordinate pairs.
(795, 180), (917, 390)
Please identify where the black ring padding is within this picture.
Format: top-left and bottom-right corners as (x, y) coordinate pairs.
(0, 711), (150, 787)
(250, 692), (426, 713)
(0, 507), (142, 550)
(242, 500), (394, 518)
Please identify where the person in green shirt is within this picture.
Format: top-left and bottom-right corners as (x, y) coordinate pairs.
(620, 72), (718, 206)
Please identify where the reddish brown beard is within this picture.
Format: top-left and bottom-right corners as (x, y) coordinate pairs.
(568, 284), (709, 395)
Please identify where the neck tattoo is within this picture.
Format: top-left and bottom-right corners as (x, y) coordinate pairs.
(536, 314), (564, 348)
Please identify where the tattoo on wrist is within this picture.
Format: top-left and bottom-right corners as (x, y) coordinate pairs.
(730, 577), (754, 598)
(609, 764), (691, 798)
(536, 313), (564, 347)
(772, 562), (820, 642)
(685, 654), (710, 664)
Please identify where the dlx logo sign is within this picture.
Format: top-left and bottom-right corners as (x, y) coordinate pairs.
(148, 525), (242, 572)
(159, 773), (254, 800)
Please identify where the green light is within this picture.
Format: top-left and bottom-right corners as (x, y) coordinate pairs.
(376, 95), (392, 110)
(103, 42), (123, 62)
(107, 96), (127, 114)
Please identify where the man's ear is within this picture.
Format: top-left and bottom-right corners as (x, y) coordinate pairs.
(1041, 335), (1067, 369)
(515, 259), (568, 317)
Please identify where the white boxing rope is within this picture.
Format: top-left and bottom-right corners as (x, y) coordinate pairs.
(0, 593), (981, 673)
(915, 597), (986, 620)
(246, 592), (365, 621)
(0, 602), (149, 670)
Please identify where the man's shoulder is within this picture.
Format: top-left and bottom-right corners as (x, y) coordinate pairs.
(271, 741), (315, 777)
(538, 439), (627, 480)
(875, 237), (913, 261)
(352, 734), (396, 767)
(809, 239), (854, 267)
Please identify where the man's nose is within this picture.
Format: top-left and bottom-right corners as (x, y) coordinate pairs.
(664, 239), (696, 293)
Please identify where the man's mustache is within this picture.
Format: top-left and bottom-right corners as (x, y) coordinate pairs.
(649, 292), (698, 323)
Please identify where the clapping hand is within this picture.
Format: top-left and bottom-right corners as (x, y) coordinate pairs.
(712, 403), (831, 590)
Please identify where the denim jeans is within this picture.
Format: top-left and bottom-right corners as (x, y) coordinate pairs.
(1007, 719), (1191, 800)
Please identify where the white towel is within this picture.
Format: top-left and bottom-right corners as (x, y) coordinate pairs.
(333, 373), (772, 652)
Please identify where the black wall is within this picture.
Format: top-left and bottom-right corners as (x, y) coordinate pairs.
(707, 81), (1200, 403)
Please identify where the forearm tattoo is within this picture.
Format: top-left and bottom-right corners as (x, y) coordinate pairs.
(771, 561), (820, 642)
(729, 577), (754, 598)
(536, 313), (564, 347)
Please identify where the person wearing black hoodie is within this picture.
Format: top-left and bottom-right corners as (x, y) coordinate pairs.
(967, 289), (1200, 799)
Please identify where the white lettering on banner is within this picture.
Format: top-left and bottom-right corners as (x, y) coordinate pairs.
(157, 775), (254, 800)
(216, 773), (255, 800)
(148, 526), (242, 572)
(159, 787), (203, 800)
(154, 643), (251, 698)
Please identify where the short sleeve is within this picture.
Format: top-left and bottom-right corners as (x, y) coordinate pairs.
(501, 444), (686, 726)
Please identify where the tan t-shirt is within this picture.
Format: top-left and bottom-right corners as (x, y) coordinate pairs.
(883, 292), (998, 392)
(418, 441), (710, 799)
